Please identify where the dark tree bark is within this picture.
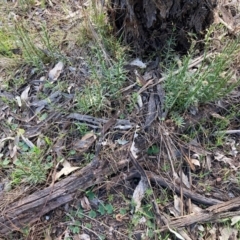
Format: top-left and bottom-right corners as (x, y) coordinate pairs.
(108, 0), (217, 53)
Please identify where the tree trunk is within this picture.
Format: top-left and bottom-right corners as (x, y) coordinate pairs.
(108, 0), (216, 53)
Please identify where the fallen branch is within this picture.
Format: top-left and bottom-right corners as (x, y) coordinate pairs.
(0, 159), (129, 235)
(67, 113), (133, 130)
(207, 196), (240, 213)
(160, 210), (240, 231)
(214, 129), (240, 135)
(146, 171), (223, 206)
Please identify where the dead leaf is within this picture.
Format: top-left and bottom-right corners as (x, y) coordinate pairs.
(132, 178), (148, 212)
(178, 230), (193, 240)
(139, 216), (147, 224)
(73, 132), (96, 152)
(206, 227), (217, 240)
(116, 214), (123, 222)
(0, 137), (14, 152)
(206, 155), (212, 170)
(214, 152), (237, 170)
(9, 144), (18, 160)
(168, 207), (179, 217)
(144, 93), (157, 128)
(179, 171), (190, 189)
(44, 229), (52, 240)
(48, 61), (64, 81)
(134, 70), (147, 86)
(21, 135), (35, 149)
(137, 94), (143, 108)
(173, 195), (182, 215)
(130, 58), (146, 68)
(198, 225), (205, 231)
(15, 96), (22, 107)
(130, 126), (140, 159)
(191, 159), (201, 167)
(219, 227), (238, 240)
(78, 233), (91, 240)
(55, 160), (80, 180)
(167, 226), (185, 240)
(226, 138), (238, 157)
(80, 196), (91, 210)
(117, 139), (129, 145)
(211, 112), (230, 124)
(231, 216), (240, 226)
(20, 85), (30, 103)
(190, 203), (203, 214)
(52, 135), (66, 157)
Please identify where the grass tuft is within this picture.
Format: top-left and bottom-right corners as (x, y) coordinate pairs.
(75, 6), (127, 114)
(163, 25), (240, 115)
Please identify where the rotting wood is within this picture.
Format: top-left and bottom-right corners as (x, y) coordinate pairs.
(0, 160), (235, 235)
(108, 0), (216, 53)
(0, 114), (127, 235)
(160, 210), (240, 231)
(67, 113), (133, 130)
(0, 159), (130, 235)
(207, 196), (240, 213)
(0, 163), (94, 235)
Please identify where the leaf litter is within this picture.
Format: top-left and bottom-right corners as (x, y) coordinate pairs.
(0, 0), (240, 240)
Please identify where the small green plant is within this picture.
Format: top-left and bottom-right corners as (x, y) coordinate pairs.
(147, 145), (160, 155)
(68, 221), (81, 234)
(119, 208), (127, 215)
(205, 184), (212, 193)
(97, 203), (114, 215)
(162, 163), (171, 172)
(75, 123), (89, 136)
(83, 153), (95, 163)
(127, 92), (139, 113)
(171, 112), (185, 128)
(156, 189), (170, 205)
(86, 189), (95, 200)
(108, 194), (114, 202)
(88, 209), (97, 218)
(11, 146), (52, 185)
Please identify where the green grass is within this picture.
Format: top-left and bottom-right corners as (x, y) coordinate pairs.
(0, 28), (16, 57)
(17, 0), (46, 12)
(14, 23), (64, 70)
(10, 145), (52, 185)
(162, 25), (240, 116)
(75, 9), (127, 114)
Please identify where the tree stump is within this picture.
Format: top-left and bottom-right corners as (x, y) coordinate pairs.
(108, 0), (217, 53)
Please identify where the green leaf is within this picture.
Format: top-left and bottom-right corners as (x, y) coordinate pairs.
(86, 190), (95, 200)
(77, 208), (84, 218)
(69, 225), (79, 234)
(69, 150), (76, 155)
(105, 204), (114, 214)
(39, 112), (48, 121)
(147, 145), (160, 155)
(18, 142), (29, 152)
(85, 223), (92, 229)
(88, 210), (97, 218)
(120, 208), (127, 215)
(98, 204), (106, 215)
(2, 158), (10, 167)
(99, 235), (106, 240)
